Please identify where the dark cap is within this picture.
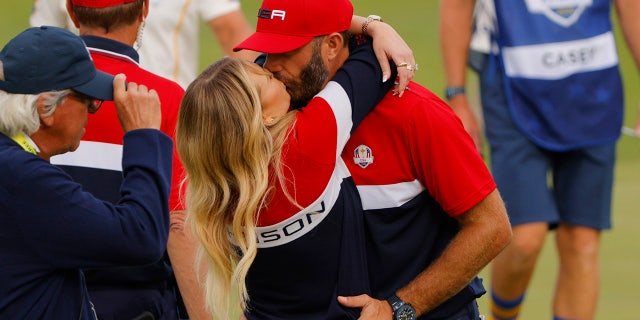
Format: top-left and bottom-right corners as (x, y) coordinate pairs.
(0, 26), (114, 100)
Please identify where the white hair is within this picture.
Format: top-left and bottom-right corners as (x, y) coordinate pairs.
(0, 89), (69, 137)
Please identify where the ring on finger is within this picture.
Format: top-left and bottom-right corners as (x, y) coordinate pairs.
(397, 62), (418, 71)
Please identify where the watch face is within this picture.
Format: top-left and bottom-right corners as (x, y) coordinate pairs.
(396, 304), (416, 320)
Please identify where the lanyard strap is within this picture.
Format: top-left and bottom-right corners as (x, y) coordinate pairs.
(10, 134), (38, 155)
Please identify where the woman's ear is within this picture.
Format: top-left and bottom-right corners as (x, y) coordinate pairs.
(262, 114), (276, 126)
(36, 94), (55, 128)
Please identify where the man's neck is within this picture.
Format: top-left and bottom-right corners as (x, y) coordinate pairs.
(327, 48), (350, 83)
(79, 25), (139, 47)
(27, 131), (53, 161)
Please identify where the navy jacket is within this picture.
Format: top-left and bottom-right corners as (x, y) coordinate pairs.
(0, 129), (172, 319)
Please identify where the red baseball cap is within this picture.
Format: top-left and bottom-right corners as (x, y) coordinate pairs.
(234, 0), (354, 54)
(70, 0), (136, 8)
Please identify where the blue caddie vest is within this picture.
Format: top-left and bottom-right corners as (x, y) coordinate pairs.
(494, 0), (623, 150)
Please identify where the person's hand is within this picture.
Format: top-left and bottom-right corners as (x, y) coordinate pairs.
(338, 294), (393, 319)
(367, 22), (417, 97)
(449, 95), (484, 154)
(112, 74), (162, 132)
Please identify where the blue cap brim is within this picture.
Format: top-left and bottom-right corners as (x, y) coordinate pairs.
(72, 69), (115, 101)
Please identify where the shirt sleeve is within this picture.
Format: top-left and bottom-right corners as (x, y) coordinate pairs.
(330, 36), (396, 131)
(158, 85), (186, 211)
(29, 0), (78, 33)
(10, 130), (173, 269)
(196, 0), (242, 22)
(407, 95), (496, 216)
(295, 37), (395, 164)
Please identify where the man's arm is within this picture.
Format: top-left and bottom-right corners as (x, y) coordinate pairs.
(393, 190), (511, 315)
(349, 15), (416, 97)
(614, 0), (640, 134)
(168, 210), (212, 320)
(339, 189), (512, 319)
(208, 9), (259, 62)
(439, 0), (483, 151)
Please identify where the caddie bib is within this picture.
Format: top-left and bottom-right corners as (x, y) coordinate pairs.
(494, 0), (623, 150)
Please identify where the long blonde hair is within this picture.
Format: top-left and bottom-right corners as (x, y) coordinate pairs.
(176, 57), (295, 318)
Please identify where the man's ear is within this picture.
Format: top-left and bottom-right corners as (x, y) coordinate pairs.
(37, 94), (55, 128)
(142, 0), (150, 20)
(323, 32), (345, 62)
(66, 0), (81, 28)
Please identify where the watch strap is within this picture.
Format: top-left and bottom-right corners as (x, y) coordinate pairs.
(387, 294), (416, 320)
(445, 86), (466, 100)
(387, 294), (404, 312)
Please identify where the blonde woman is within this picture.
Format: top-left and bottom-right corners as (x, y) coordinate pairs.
(176, 28), (398, 319)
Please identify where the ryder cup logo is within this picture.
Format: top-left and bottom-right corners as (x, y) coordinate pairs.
(353, 145), (374, 169)
(525, 0), (592, 27)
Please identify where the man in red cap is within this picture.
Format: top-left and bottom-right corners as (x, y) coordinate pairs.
(234, 0), (512, 319)
(59, 1), (186, 319)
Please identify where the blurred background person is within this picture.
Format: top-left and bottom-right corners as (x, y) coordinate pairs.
(440, 0), (640, 319)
